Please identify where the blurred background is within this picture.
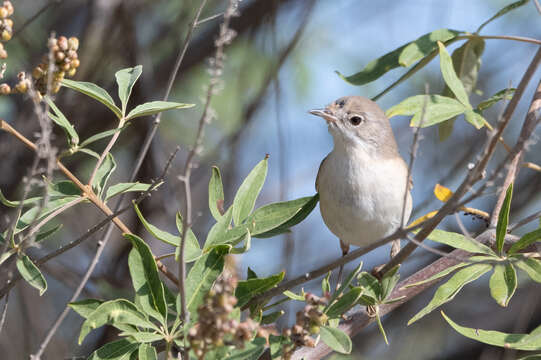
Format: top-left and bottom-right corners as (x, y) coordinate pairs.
(0, 0), (540, 358)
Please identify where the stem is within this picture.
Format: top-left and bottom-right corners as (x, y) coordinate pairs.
(87, 117), (126, 186)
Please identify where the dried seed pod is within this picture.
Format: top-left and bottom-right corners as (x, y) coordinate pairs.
(0, 83), (10, 94)
(15, 81), (27, 93)
(57, 36), (68, 51)
(68, 37), (79, 51)
(3, 1), (13, 16)
(1, 29), (11, 41)
(0, 7), (7, 19)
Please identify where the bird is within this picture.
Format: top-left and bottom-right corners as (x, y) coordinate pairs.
(310, 96), (412, 280)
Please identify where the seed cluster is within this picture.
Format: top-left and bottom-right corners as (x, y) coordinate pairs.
(188, 276), (259, 360)
(1, 35), (80, 97)
(0, 1), (14, 59)
(281, 293), (329, 360)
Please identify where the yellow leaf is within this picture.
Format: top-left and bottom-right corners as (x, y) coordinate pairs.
(407, 210), (438, 228)
(434, 184), (453, 202)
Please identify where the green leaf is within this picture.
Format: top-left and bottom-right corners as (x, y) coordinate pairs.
(245, 196), (316, 237)
(88, 339), (139, 360)
(331, 262), (363, 304)
(15, 196), (81, 234)
(386, 95), (467, 128)
(79, 299), (155, 344)
(209, 166), (225, 221)
(408, 263), (492, 325)
(175, 212), (202, 262)
(0, 248), (16, 266)
(320, 326), (352, 354)
(375, 312), (389, 345)
(476, 0), (530, 33)
(0, 188), (42, 208)
(138, 343), (157, 360)
(133, 203), (200, 262)
(125, 101), (194, 121)
(380, 265), (400, 301)
(105, 182), (158, 201)
(231, 230), (251, 254)
(402, 256), (495, 288)
(115, 65), (142, 115)
(515, 257), (541, 283)
(442, 310), (541, 351)
(489, 263), (517, 307)
(255, 193), (319, 238)
(119, 330), (163, 343)
(233, 158), (268, 226)
(92, 153), (116, 196)
(437, 41), (471, 108)
(425, 229), (496, 255)
(35, 223), (63, 243)
(247, 267), (258, 280)
(269, 335), (287, 359)
(496, 183), (513, 254)
(61, 79), (122, 119)
(464, 109), (485, 129)
(185, 245), (230, 320)
(16, 255), (47, 295)
(125, 234), (167, 319)
(283, 290), (305, 301)
(204, 209), (247, 250)
(477, 88), (516, 111)
(439, 37), (485, 140)
(80, 125), (129, 148)
(69, 299), (104, 319)
(44, 96), (79, 145)
(224, 337), (267, 360)
(509, 228), (541, 255)
(48, 180), (82, 197)
(337, 29), (462, 85)
(235, 271), (285, 307)
(322, 271), (331, 295)
(325, 287), (363, 318)
(357, 271), (382, 301)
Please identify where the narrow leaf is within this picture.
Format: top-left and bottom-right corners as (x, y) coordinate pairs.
(325, 287), (363, 318)
(477, 88), (516, 111)
(69, 299), (104, 319)
(425, 229), (496, 255)
(0, 188), (42, 208)
(61, 79), (122, 119)
(44, 96), (79, 145)
(331, 262), (363, 304)
(88, 339), (138, 360)
(515, 257), (541, 283)
(15, 196), (82, 234)
(408, 264), (492, 325)
(434, 183), (453, 202)
(185, 245), (230, 320)
(283, 290), (305, 301)
(209, 166), (225, 221)
(337, 29), (462, 85)
(489, 263), (517, 307)
(80, 125), (128, 148)
(92, 153), (116, 196)
(138, 343), (157, 360)
(175, 212), (202, 262)
(508, 227), (541, 255)
(437, 41), (471, 107)
(224, 337), (267, 360)
(380, 265), (400, 301)
(261, 310), (285, 325)
(16, 255), (47, 295)
(442, 310), (541, 351)
(496, 183), (513, 254)
(386, 94), (467, 128)
(125, 234), (167, 319)
(235, 271), (285, 307)
(320, 326), (352, 354)
(125, 101), (194, 121)
(105, 182), (158, 201)
(357, 271), (382, 301)
(476, 0), (530, 33)
(464, 109), (485, 129)
(35, 223), (63, 243)
(115, 65), (143, 115)
(232, 158), (268, 226)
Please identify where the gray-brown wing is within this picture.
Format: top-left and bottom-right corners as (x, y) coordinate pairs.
(315, 155), (328, 193)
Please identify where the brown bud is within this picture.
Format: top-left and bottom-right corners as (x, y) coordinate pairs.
(0, 48), (6, 59)
(54, 50), (65, 62)
(67, 68), (76, 77)
(52, 83), (61, 93)
(54, 71), (65, 80)
(57, 36), (68, 51)
(68, 37), (79, 51)
(1, 29), (11, 41)
(32, 66), (44, 79)
(71, 58), (80, 68)
(0, 7), (7, 19)
(0, 83), (10, 95)
(4, 18), (12, 29)
(61, 62), (70, 71)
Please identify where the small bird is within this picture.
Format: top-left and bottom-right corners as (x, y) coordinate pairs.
(310, 96), (412, 277)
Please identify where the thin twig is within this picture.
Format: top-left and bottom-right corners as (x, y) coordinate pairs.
(456, 34), (541, 46)
(196, 12), (224, 26)
(87, 118), (126, 186)
(12, 1), (63, 38)
(0, 292), (8, 334)
(510, 208), (541, 231)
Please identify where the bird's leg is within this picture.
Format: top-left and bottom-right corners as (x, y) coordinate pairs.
(335, 239), (350, 292)
(390, 239), (401, 259)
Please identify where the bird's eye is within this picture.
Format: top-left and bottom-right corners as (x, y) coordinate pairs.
(349, 115), (363, 126)
(337, 99), (346, 107)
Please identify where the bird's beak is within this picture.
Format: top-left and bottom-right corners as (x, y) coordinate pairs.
(309, 108), (338, 123)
